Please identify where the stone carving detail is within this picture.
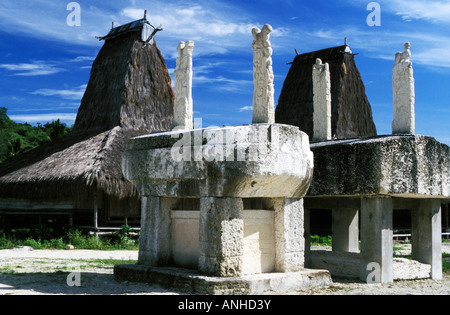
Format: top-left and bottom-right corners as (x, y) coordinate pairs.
(252, 24), (275, 124)
(173, 41), (194, 130)
(394, 42), (411, 66)
(392, 43), (415, 134)
(312, 58), (332, 141)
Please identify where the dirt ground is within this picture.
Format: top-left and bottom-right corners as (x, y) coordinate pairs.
(0, 244), (449, 295)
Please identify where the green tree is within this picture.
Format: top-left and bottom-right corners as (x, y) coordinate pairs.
(44, 119), (70, 141)
(0, 107), (73, 164)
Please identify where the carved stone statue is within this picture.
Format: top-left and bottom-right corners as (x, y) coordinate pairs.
(394, 42), (411, 66)
(173, 41), (194, 130)
(252, 24), (275, 124)
(312, 58), (332, 141)
(392, 42), (415, 134)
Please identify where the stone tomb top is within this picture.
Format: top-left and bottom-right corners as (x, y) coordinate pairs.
(307, 134), (450, 198)
(122, 123), (313, 198)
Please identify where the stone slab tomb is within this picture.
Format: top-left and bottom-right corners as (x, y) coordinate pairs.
(304, 43), (447, 283)
(115, 26), (332, 294)
(305, 135), (449, 283)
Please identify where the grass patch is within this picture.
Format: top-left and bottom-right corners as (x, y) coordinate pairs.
(443, 253), (450, 274)
(0, 226), (139, 251)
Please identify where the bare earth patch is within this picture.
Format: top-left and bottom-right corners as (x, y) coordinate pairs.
(0, 245), (449, 295)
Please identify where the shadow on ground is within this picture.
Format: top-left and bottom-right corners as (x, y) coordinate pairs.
(0, 271), (178, 295)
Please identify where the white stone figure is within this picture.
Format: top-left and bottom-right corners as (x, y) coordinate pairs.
(173, 41), (194, 130)
(392, 42), (415, 134)
(312, 58), (332, 141)
(252, 24), (275, 124)
(394, 42), (411, 66)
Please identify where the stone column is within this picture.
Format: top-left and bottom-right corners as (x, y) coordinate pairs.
(360, 197), (393, 283)
(198, 197), (244, 277)
(392, 42), (415, 134)
(252, 24), (275, 124)
(312, 58), (332, 141)
(138, 196), (175, 266)
(173, 41), (194, 130)
(332, 208), (359, 253)
(411, 199), (442, 280)
(273, 198), (305, 272)
(304, 208), (311, 268)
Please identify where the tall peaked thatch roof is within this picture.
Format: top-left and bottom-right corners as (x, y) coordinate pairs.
(275, 45), (377, 140)
(0, 18), (174, 200)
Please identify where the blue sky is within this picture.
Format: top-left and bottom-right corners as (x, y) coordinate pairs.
(0, 0), (449, 144)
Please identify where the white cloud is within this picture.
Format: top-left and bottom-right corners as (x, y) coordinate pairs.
(70, 56), (96, 62)
(239, 106), (252, 112)
(0, 62), (65, 76)
(389, 0), (450, 23)
(31, 85), (87, 100)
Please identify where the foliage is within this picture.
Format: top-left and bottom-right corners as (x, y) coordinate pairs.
(443, 253), (450, 274)
(0, 107), (73, 163)
(310, 235), (333, 246)
(0, 228), (139, 250)
(113, 225), (137, 247)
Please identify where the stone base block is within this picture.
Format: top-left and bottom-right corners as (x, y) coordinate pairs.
(114, 264), (332, 295)
(310, 250), (432, 281)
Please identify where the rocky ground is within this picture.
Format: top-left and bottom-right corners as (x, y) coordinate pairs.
(0, 244), (448, 295)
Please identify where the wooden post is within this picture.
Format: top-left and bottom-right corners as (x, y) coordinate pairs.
(93, 192), (99, 238)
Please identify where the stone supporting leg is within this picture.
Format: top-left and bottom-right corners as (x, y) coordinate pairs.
(411, 199), (442, 280)
(360, 197), (393, 283)
(138, 196), (175, 266)
(273, 198), (305, 272)
(304, 208), (311, 268)
(199, 197), (244, 277)
(332, 208), (359, 253)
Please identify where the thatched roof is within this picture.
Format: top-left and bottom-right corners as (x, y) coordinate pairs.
(275, 45), (377, 140)
(0, 24), (174, 201)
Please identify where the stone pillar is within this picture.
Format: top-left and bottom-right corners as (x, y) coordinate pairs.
(273, 198), (305, 272)
(332, 208), (359, 253)
(138, 196), (174, 266)
(304, 208), (311, 268)
(411, 199), (442, 280)
(392, 42), (415, 134)
(252, 24), (275, 124)
(199, 197), (244, 277)
(173, 41), (194, 130)
(312, 58), (332, 141)
(360, 197), (393, 283)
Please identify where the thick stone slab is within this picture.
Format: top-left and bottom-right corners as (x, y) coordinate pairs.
(308, 135), (450, 198)
(114, 264), (333, 295)
(123, 124), (313, 198)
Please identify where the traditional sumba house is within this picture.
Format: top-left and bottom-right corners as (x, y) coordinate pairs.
(0, 14), (174, 232)
(276, 45), (377, 140)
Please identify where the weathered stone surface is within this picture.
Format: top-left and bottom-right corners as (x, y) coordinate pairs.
(273, 198), (305, 272)
(308, 135), (450, 198)
(310, 251), (432, 280)
(252, 25), (275, 124)
(114, 264), (333, 295)
(312, 59), (331, 141)
(123, 124), (314, 198)
(392, 60), (415, 134)
(173, 41), (194, 130)
(199, 197), (244, 277)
